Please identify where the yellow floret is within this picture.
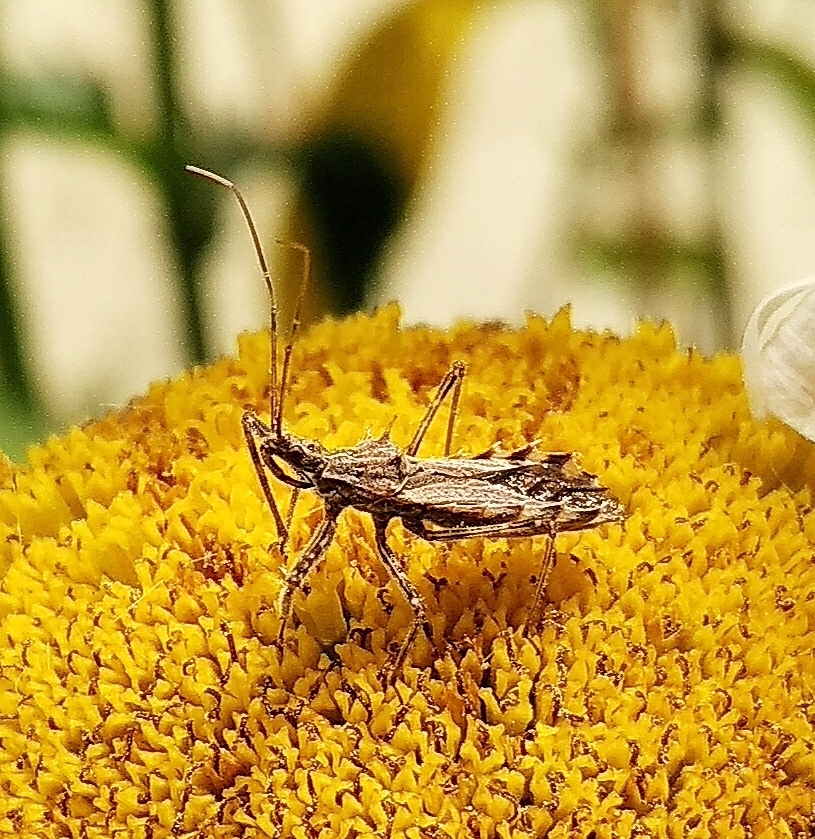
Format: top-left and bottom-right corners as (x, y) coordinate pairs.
(1, 305), (814, 837)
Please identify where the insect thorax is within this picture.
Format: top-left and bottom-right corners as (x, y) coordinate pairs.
(319, 437), (410, 498)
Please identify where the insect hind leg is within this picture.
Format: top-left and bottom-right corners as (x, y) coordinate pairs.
(405, 361), (465, 457)
(373, 519), (428, 682)
(527, 534), (555, 630)
(404, 518), (558, 633)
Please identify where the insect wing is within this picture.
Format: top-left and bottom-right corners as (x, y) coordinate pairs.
(397, 472), (553, 524)
(400, 454), (623, 532)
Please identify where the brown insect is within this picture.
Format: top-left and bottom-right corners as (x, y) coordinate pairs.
(186, 165), (625, 679)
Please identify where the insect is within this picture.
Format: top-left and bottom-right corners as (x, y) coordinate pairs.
(186, 165), (625, 680)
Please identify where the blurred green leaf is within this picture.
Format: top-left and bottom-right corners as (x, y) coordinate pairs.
(727, 36), (815, 132)
(0, 395), (47, 464)
(0, 74), (114, 136)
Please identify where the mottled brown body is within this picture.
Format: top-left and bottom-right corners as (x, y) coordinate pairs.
(242, 362), (624, 677)
(186, 164), (624, 680)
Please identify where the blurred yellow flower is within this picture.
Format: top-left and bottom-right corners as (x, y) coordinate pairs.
(1, 305), (814, 837)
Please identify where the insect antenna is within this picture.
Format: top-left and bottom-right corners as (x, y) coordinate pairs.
(184, 165), (281, 432)
(274, 241), (310, 437)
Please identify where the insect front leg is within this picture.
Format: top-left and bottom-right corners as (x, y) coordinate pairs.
(406, 361), (466, 457)
(373, 519), (428, 681)
(242, 412), (288, 542)
(277, 510), (339, 645)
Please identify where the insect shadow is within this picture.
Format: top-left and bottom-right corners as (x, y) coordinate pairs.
(186, 165), (625, 682)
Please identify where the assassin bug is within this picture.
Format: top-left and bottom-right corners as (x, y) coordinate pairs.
(186, 165), (625, 679)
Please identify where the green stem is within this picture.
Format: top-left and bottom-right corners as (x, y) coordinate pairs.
(0, 66), (41, 432)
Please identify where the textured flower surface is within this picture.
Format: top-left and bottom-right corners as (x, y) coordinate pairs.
(1, 305), (814, 838)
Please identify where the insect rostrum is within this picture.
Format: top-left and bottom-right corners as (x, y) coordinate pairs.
(187, 165), (625, 681)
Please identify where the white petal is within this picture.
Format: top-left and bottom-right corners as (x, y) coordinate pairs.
(742, 276), (815, 440)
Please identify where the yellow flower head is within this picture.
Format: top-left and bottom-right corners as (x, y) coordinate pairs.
(1, 306), (814, 838)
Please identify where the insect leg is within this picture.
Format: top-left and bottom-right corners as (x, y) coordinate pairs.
(373, 519), (427, 681)
(277, 511), (339, 645)
(282, 487), (301, 555)
(405, 518), (559, 632)
(242, 412), (288, 542)
(406, 361), (466, 457)
(527, 533), (555, 629)
(404, 518), (556, 542)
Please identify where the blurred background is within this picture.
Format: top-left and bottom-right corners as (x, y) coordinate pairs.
(2, 0), (815, 460)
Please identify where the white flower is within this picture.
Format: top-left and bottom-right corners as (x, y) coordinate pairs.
(742, 277), (815, 440)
